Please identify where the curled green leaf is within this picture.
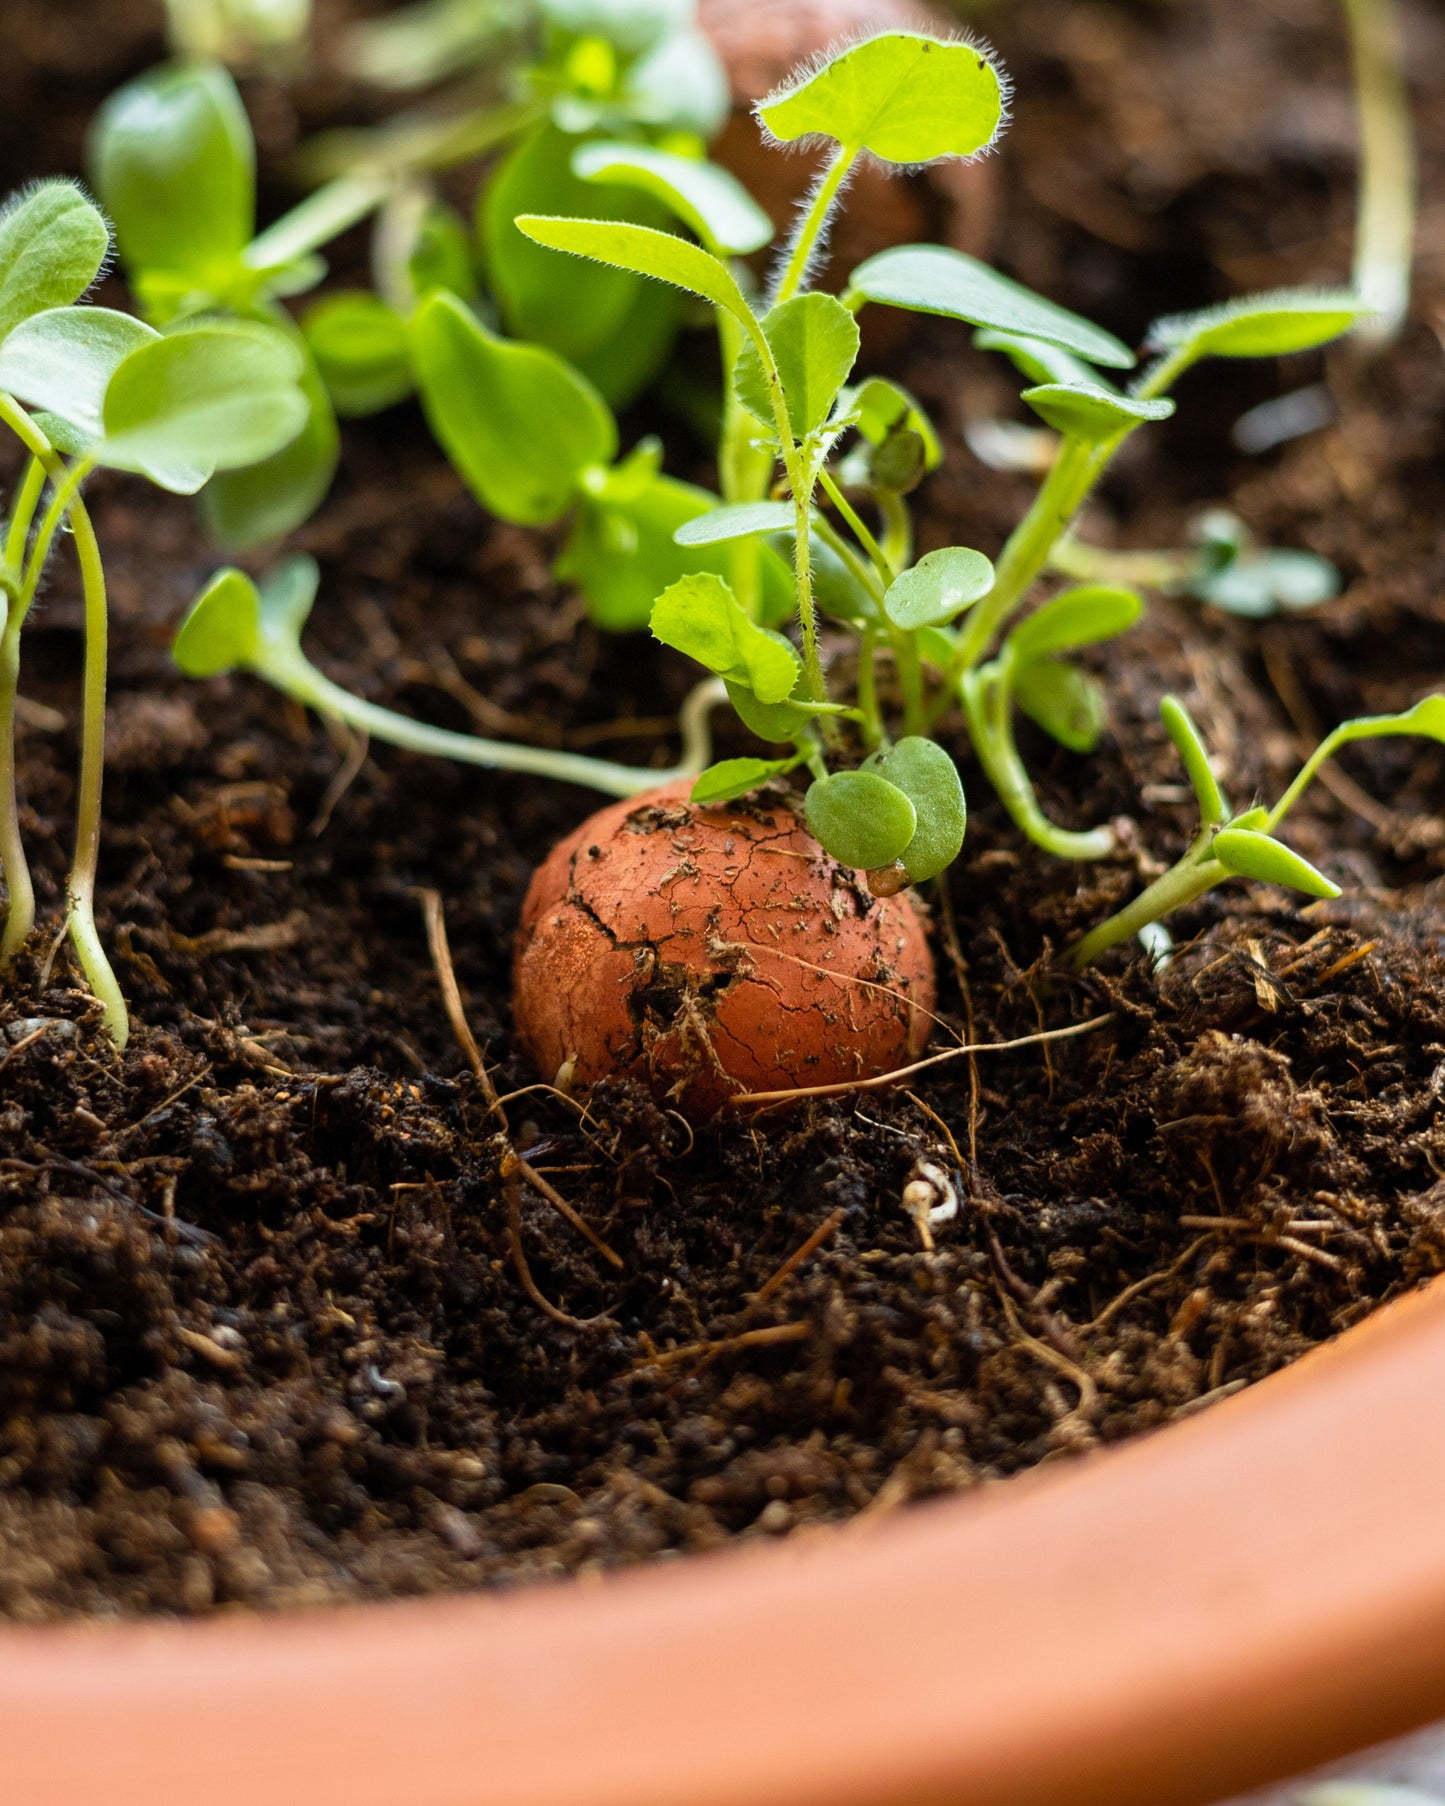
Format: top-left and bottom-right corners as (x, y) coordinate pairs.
(691, 756), (797, 805)
(1147, 288), (1369, 362)
(1021, 381), (1173, 443)
(1007, 584), (1142, 662)
(674, 501), (797, 547)
(1160, 694), (1226, 826)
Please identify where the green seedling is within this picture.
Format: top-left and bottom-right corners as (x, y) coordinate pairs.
(1341, 0), (1416, 343)
(179, 28), (1440, 968)
(0, 179), (308, 1045)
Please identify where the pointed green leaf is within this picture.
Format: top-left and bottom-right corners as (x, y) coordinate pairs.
(1008, 584), (1142, 661)
(89, 62), (254, 287)
(0, 181), (110, 345)
(410, 289), (615, 526)
(691, 756), (798, 805)
(572, 142), (773, 255)
(1212, 827), (1341, 898)
(883, 546), (994, 630)
(849, 246), (1134, 370)
(674, 501), (797, 546)
(805, 770), (917, 870)
(513, 214), (757, 335)
(302, 290), (413, 416)
(1160, 693), (1226, 826)
(1325, 695), (1445, 749)
(0, 306), (157, 439)
(863, 735), (965, 881)
(1013, 659), (1106, 754)
(1021, 381), (1173, 443)
(1148, 288), (1368, 362)
(734, 292), (860, 437)
(756, 32), (1004, 164)
(651, 572), (799, 702)
(99, 319), (308, 493)
(173, 567), (263, 677)
(973, 327), (1109, 389)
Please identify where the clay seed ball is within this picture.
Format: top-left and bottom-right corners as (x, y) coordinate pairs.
(514, 779), (937, 1118)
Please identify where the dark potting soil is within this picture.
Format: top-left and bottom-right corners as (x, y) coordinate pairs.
(3, 0), (1445, 1619)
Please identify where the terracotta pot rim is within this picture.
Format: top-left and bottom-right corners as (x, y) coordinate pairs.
(6, 1278), (1445, 1806)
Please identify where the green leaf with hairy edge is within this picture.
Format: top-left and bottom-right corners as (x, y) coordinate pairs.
(1008, 584), (1142, 662)
(173, 567), (262, 677)
(846, 376), (941, 467)
(1160, 694), (1225, 826)
(692, 757), (798, 805)
(651, 572), (799, 702)
(973, 328), (1109, 390)
(884, 546), (994, 630)
(1014, 660), (1105, 754)
(89, 63), (253, 287)
(863, 736), (965, 882)
(0, 307), (156, 440)
(848, 247), (1135, 370)
(572, 142), (772, 255)
(675, 502), (797, 546)
(302, 291), (412, 416)
(513, 214), (757, 334)
(482, 125), (664, 376)
(99, 319), (307, 494)
(1022, 382), (1173, 443)
(557, 469), (793, 631)
(1147, 289), (1368, 361)
(1211, 828), (1340, 898)
(1321, 694), (1445, 750)
(0, 182), (110, 345)
(756, 32), (1003, 164)
(734, 292), (860, 438)
(1229, 807), (1269, 832)
(200, 331), (338, 548)
(410, 289), (616, 526)
(805, 770), (916, 871)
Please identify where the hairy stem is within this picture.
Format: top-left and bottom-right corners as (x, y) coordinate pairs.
(960, 670), (1115, 861)
(771, 145), (856, 306)
(1341, 0), (1415, 342)
(1070, 833), (1222, 968)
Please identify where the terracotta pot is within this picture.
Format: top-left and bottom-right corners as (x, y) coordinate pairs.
(5, 1275), (1445, 1806)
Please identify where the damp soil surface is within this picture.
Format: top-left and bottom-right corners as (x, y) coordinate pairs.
(4, 0), (1445, 1619)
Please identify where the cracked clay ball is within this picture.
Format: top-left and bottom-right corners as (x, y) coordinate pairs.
(513, 779), (937, 1119)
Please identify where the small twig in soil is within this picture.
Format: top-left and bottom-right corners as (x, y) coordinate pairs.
(725, 1013), (1114, 1108)
(517, 1158), (623, 1271)
(414, 886), (494, 1099)
(995, 1290), (1099, 1420)
(633, 1321), (812, 1372)
(309, 718), (369, 838)
(1085, 1236), (1211, 1335)
(115, 1062), (213, 1144)
(0, 1022), (49, 1073)
(503, 1159), (616, 1331)
(755, 1206), (845, 1301)
(982, 1218), (1082, 1361)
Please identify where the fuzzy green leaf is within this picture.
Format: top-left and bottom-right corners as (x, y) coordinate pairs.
(651, 572), (799, 702)
(691, 756), (797, 805)
(1014, 660), (1106, 754)
(674, 501), (798, 546)
(514, 214), (757, 335)
(734, 292), (861, 437)
(1160, 694), (1226, 826)
(1148, 289), (1368, 362)
(1021, 381), (1173, 443)
(849, 247), (1134, 370)
(0, 182), (111, 346)
(805, 769), (916, 870)
(302, 290), (413, 416)
(1008, 584), (1142, 661)
(99, 319), (308, 493)
(410, 289), (616, 526)
(572, 142), (773, 255)
(1212, 827), (1340, 898)
(757, 32), (1004, 164)
(883, 546), (994, 630)
(0, 306), (157, 439)
(89, 63), (254, 288)
(863, 735), (965, 881)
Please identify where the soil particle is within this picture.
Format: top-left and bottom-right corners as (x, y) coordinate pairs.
(3, 0), (1445, 1619)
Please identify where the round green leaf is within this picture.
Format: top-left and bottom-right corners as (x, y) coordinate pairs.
(100, 319), (308, 494)
(1014, 660), (1105, 754)
(0, 306), (157, 440)
(884, 546), (994, 630)
(410, 289), (616, 526)
(1021, 381), (1173, 443)
(1147, 289), (1368, 361)
(572, 142), (773, 256)
(199, 333), (338, 548)
(302, 290), (413, 416)
(173, 567), (263, 677)
(0, 181), (110, 345)
(691, 757), (796, 805)
(1211, 827), (1341, 899)
(756, 32), (1004, 164)
(848, 246), (1134, 370)
(734, 292), (861, 437)
(863, 736), (965, 882)
(1008, 584), (1142, 661)
(89, 63), (254, 289)
(805, 770), (917, 871)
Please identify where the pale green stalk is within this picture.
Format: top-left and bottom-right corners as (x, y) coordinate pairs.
(0, 456), (47, 963)
(244, 169), (396, 270)
(1341, 0), (1415, 343)
(960, 670), (1115, 862)
(1069, 830), (1222, 968)
(817, 467), (893, 585)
